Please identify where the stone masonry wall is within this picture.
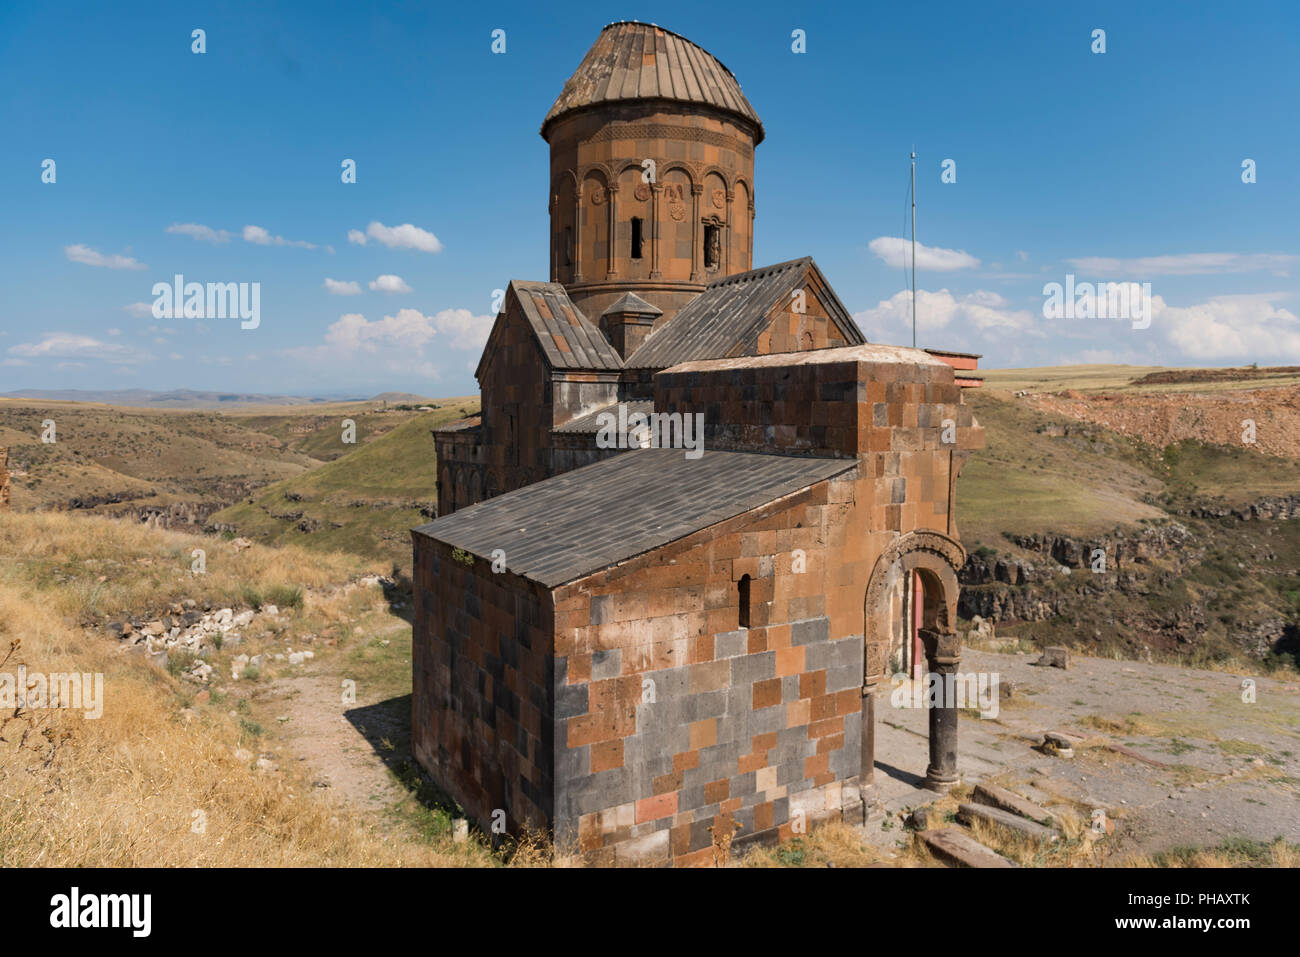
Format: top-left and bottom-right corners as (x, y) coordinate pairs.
(550, 472), (873, 865)
(412, 533), (556, 834)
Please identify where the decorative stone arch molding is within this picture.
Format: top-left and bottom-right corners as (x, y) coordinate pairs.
(862, 529), (965, 687)
(859, 528), (967, 798)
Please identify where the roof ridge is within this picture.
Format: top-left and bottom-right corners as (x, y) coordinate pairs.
(602, 21), (743, 83)
(542, 23), (763, 143)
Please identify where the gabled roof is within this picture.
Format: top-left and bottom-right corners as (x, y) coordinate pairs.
(494, 280), (624, 373)
(602, 292), (662, 318)
(541, 21), (763, 143)
(414, 448), (854, 588)
(624, 257), (866, 369)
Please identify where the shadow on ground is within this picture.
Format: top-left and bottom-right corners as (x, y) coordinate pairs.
(344, 692), (462, 819)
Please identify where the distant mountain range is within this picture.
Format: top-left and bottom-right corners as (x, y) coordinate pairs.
(0, 388), (437, 409)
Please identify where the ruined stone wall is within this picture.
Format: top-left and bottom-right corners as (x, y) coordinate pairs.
(411, 533), (556, 833)
(0, 446), (9, 511)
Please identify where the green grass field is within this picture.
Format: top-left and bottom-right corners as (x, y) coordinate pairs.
(209, 402), (480, 574)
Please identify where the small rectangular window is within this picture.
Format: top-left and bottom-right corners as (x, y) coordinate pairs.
(738, 574), (751, 629)
(631, 217), (644, 260)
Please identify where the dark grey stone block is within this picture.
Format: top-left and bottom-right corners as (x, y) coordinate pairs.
(731, 650), (775, 685)
(791, 616), (830, 646)
(555, 681), (588, 720)
(591, 647), (622, 681)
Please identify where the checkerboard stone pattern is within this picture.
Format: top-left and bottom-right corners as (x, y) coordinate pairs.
(412, 349), (984, 865)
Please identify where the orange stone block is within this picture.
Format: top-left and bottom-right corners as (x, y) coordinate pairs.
(636, 791), (678, 824)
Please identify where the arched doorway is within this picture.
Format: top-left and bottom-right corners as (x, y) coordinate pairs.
(861, 530), (966, 802)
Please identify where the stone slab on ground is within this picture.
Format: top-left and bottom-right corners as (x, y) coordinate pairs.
(920, 827), (1019, 868)
(972, 782), (1057, 826)
(957, 802), (1060, 842)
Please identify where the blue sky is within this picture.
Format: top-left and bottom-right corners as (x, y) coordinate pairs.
(2, 0), (1297, 397)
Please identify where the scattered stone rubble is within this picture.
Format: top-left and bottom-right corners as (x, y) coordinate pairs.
(108, 602), (283, 683)
(104, 574), (392, 684)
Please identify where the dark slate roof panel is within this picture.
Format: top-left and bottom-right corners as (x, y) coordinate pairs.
(511, 281), (623, 371)
(624, 257), (866, 370)
(542, 22), (763, 143)
(414, 448), (854, 587)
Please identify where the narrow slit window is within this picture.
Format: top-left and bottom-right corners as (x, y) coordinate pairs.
(630, 217), (644, 259)
(738, 574), (752, 629)
(563, 226), (573, 265)
(703, 224), (720, 268)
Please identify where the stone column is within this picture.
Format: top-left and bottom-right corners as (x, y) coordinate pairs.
(605, 183), (618, 280)
(920, 627), (961, 791)
(859, 637), (886, 821)
(724, 188), (734, 274)
(859, 684), (877, 816)
(747, 198), (755, 270)
(689, 184), (703, 282)
(572, 186), (584, 283)
(649, 182), (662, 280)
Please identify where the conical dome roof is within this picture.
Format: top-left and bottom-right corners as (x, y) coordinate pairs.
(541, 21), (763, 143)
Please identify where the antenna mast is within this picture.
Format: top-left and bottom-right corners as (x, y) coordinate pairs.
(910, 150), (917, 349)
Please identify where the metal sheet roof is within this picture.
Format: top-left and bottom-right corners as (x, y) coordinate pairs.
(542, 21), (763, 142)
(414, 448), (854, 587)
(624, 257), (865, 369)
(511, 281), (624, 371)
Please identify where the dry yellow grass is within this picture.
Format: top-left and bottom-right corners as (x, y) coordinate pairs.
(739, 820), (888, 867)
(0, 510), (381, 623)
(0, 511), (524, 866)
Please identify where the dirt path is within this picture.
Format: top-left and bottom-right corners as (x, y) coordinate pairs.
(255, 666), (411, 815)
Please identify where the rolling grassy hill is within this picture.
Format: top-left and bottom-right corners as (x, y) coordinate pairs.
(0, 396), (476, 517)
(208, 402), (480, 574)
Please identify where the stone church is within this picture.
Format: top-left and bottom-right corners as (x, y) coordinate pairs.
(413, 21), (984, 865)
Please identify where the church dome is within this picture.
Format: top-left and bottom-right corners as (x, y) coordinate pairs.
(541, 21), (764, 144)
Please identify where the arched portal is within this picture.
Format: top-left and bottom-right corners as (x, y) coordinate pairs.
(861, 530), (966, 802)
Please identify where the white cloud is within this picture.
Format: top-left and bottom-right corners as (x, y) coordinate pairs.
(868, 237), (979, 271)
(122, 302), (155, 318)
(323, 309), (437, 353)
(854, 288), (1036, 339)
(324, 278), (362, 296)
(64, 244), (146, 270)
(1068, 252), (1297, 277)
(7, 333), (147, 364)
(369, 274), (412, 293)
(1156, 293), (1300, 359)
(166, 222), (231, 243)
(243, 225), (317, 249)
(350, 221), (443, 254)
(287, 306), (492, 379)
(431, 308), (494, 350)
